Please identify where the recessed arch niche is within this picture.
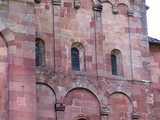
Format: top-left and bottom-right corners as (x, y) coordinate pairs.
(64, 88), (100, 120)
(108, 92), (133, 120)
(36, 83), (56, 120)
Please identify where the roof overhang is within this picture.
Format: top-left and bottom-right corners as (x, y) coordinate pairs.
(148, 37), (160, 46)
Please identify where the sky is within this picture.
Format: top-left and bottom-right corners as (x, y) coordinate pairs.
(146, 0), (160, 39)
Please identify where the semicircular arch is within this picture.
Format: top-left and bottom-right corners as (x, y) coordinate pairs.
(63, 88), (101, 120)
(36, 82), (57, 120)
(108, 91), (133, 109)
(108, 92), (133, 120)
(36, 82), (57, 101)
(64, 87), (101, 105)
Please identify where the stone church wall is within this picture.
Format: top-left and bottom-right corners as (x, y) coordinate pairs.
(0, 0), (159, 120)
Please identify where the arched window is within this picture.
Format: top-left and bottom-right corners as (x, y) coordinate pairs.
(111, 49), (123, 76)
(111, 54), (117, 75)
(71, 47), (80, 71)
(71, 42), (85, 71)
(36, 38), (45, 66)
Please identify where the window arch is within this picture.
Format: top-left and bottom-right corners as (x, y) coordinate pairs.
(71, 42), (85, 71)
(111, 49), (123, 76)
(35, 38), (45, 66)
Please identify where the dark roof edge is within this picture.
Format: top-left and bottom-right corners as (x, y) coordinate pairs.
(148, 37), (160, 45)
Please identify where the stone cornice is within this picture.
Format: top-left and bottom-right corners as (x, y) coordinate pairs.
(9, 0), (34, 4)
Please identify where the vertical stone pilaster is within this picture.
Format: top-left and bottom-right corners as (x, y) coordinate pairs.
(93, 4), (104, 76)
(8, 1), (36, 120)
(53, 3), (62, 73)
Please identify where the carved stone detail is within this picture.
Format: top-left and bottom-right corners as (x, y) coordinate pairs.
(55, 103), (65, 111)
(128, 9), (134, 16)
(74, 0), (80, 9)
(54, 0), (61, 5)
(112, 5), (118, 14)
(93, 3), (103, 12)
(101, 106), (110, 116)
(132, 112), (140, 119)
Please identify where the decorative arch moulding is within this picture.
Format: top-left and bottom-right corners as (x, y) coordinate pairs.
(99, 0), (135, 12)
(63, 87), (102, 105)
(54, 0), (102, 6)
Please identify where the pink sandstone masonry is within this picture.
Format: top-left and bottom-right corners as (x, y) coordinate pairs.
(0, 0), (159, 120)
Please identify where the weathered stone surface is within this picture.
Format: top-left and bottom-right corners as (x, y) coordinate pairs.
(0, 0), (159, 120)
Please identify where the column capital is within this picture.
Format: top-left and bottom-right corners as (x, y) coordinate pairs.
(132, 112), (140, 119)
(101, 106), (110, 116)
(55, 103), (65, 111)
(93, 3), (103, 12)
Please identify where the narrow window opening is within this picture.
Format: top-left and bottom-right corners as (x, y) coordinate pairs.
(111, 49), (123, 76)
(36, 39), (45, 66)
(111, 54), (118, 75)
(71, 47), (80, 71)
